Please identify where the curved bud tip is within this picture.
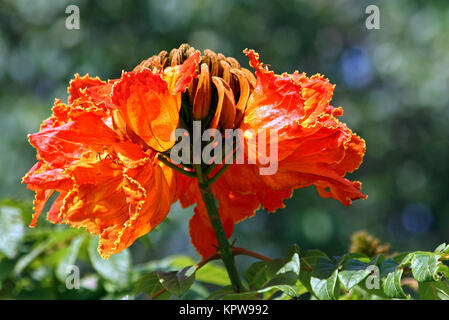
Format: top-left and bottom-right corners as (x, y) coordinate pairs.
(192, 63), (212, 120)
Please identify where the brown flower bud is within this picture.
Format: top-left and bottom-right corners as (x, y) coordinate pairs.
(192, 63), (212, 120)
(210, 77), (236, 130)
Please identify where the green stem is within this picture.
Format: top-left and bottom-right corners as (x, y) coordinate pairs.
(195, 164), (245, 293)
(208, 163), (230, 184)
(157, 154), (196, 178)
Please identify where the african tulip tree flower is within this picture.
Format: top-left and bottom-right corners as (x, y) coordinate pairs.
(22, 44), (366, 260)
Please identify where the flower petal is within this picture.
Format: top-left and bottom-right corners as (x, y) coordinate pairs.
(98, 159), (172, 258)
(242, 49), (366, 206)
(28, 113), (120, 167)
(164, 51), (201, 94)
(58, 155), (171, 258)
(112, 69), (181, 152)
(177, 165), (291, 259)
(22, 161), (72, 227)
(68, 74), (115, 110)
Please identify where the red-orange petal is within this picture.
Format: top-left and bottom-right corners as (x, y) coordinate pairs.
(112, 69), (181, 152)
(164, 51), (201, 94)
(68, 74), (115, 110)
(175, 164), (291, 259)
(242, 49), (366, 206)
(28, 113), (120, 168)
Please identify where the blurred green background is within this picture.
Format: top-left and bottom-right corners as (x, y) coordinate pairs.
(0, 0), (448, 299)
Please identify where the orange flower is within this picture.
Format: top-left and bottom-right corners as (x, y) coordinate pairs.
(22, 45), (366, 259)
(22, 52), (200, 258)
(176, 49), (366, 258)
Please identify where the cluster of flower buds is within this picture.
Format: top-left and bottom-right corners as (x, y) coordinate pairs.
(134, 44), (256, 132)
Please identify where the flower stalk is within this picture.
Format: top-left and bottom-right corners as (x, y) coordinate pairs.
(194, 164), (245, 293)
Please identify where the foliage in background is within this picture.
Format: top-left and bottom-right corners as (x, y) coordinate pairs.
(1, 200), (448, 300)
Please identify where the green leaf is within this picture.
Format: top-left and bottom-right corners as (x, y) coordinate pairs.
(383, 268), (408, 299)
(299, 250), (329, 294)
(222, 291), (260, 300)
(244, 262), (270, 290)
(310, 268), (339, 300)
(157, 266), (196, 297)
(196, 262), (230, 286)
(182, 282), (210, 300)
(161, 254), (230, 286)
(0, 205), (25, 259)
(437, 264), (449, 279)
(411, 253), (440, 282)
(243, 245), (300, 297)
(258, 282), (302, 298)
(56, 236), (85, 282)
(397, 253), (414, 266)
(312, 257), (335, 279)
(392, 252), (412, 265)
(276, 244), (301, 278)
(434, 243), (449, 254)
(135, 272), (171, 300)
(263, 245), (301, 284)
(338, 259), (371, 290)
(207, 285), (234, 300)
(88, 237), (131, 288)
(418, 281), (449, 300)
(337, 253), (370, 266)
(299, 251), (339, 300)
(379, 258), (399, 277)
(371, 254), (386, 266)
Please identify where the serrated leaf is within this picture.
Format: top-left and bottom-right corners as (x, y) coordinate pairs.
(135, 272), (171, 300)
(411, 253), (440, 282)
(338, 259), (371, 290)
(157, 266), (196, 297)
(88, 237), (131, 287)
(418, 281), (449, 300)
(383, 268), (408, 299)
(56, 235), (85, 282)
(0, 205), (25, 259)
